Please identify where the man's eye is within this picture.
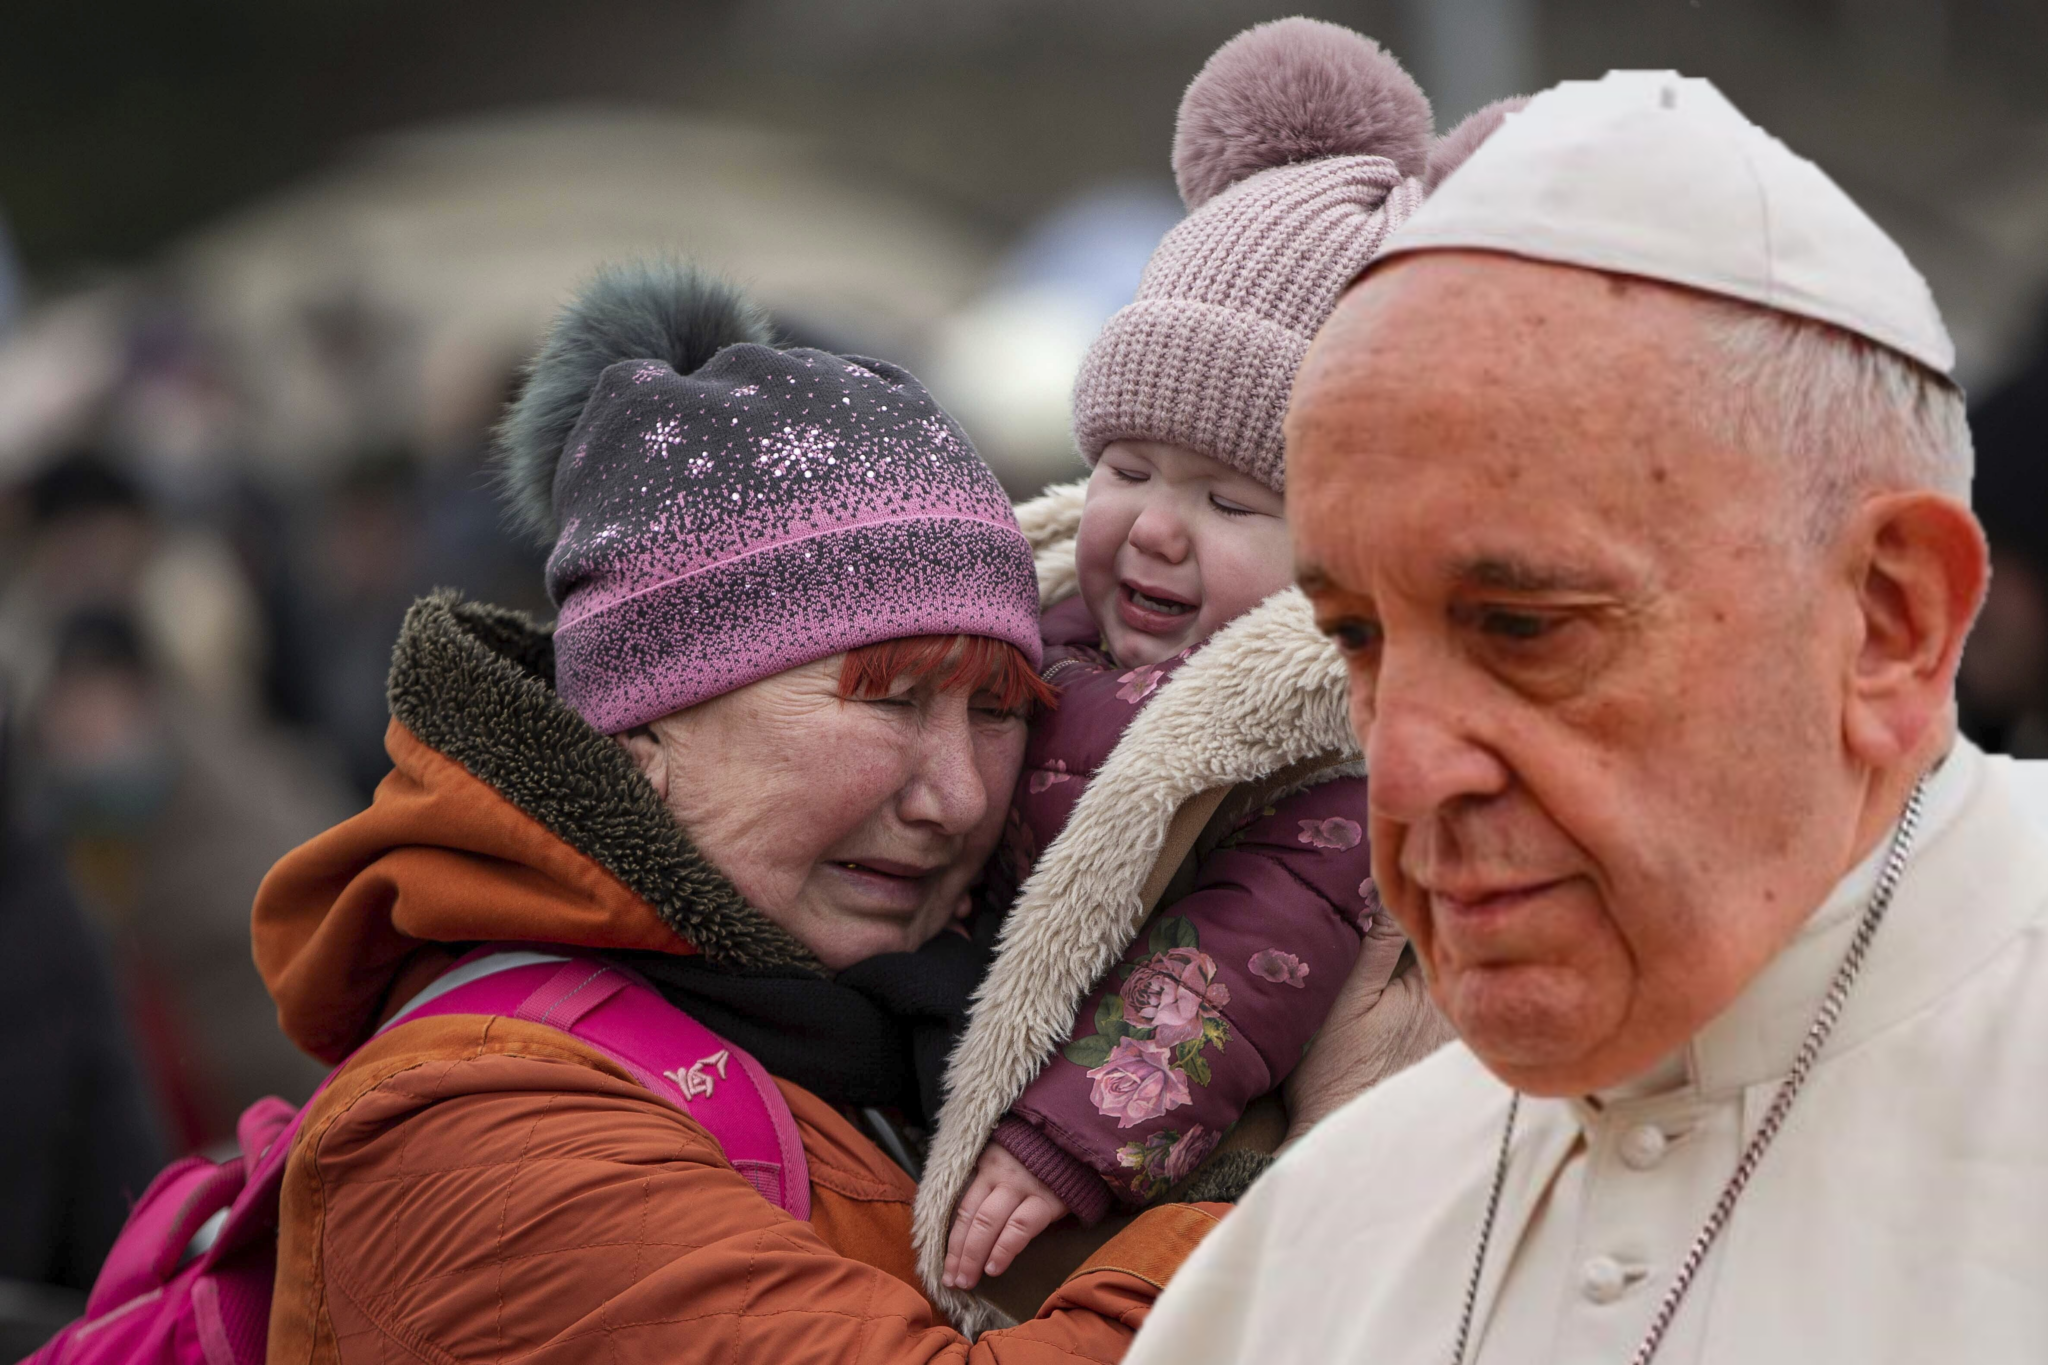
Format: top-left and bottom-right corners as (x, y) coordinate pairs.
(1480, 610), (1556, 642)
(1324, 619), (1382, 654)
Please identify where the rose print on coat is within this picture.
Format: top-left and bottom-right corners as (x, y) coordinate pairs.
(1114, 1123), (1221, 1200)
(1027, 758), (1073, 794)
(1063, 915), (1232, 1096)
(1298, 816), (1363, 850)
(1116, 1130), (1179, 1193)
(1115, 663), (1169, 705)
(1114, 647), (1196, 705)
(1165, 1125), (1218, 1181)
(1124, 947), (1231, 1045)
(1085, 1037), (1192, 1128)
(1248, 949), (1310, 989)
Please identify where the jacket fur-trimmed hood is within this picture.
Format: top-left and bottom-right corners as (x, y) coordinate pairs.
(913, 481), (1361, 1325)
(253, 591), (820, 1063)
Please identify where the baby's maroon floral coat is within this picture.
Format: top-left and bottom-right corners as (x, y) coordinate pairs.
(989, 596), (1375, 1211)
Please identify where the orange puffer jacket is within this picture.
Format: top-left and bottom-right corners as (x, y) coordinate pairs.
(253, 594), (1222, 1365)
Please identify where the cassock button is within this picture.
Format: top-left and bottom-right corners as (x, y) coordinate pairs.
(1619, 1123), (1668, 1170)
(1580, 1256), (1631, 1305)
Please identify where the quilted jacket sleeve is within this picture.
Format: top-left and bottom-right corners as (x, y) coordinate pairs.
(1002, 775), (1375, 1209)
(272, 1013), (1216, 1365)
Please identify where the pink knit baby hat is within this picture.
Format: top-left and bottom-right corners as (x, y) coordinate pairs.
(498, 261), (1041, 735)
(1072, 18), (1434, 492)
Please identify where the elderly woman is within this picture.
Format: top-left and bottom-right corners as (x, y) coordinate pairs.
(251, 263), (1240, 1363)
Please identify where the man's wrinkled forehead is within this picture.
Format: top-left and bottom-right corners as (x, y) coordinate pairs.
(1318, 249), (1713, 366)
(1289, 254), (1749, 584)
(1299, 548), (1636, 601)
(1292, 253), (1722, 466)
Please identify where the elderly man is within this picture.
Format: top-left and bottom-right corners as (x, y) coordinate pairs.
(1125, 72), (2048, 1364)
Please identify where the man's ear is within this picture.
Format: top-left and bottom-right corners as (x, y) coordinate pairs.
(615, 725), (669, 800)
(1840, 491), (1988, 767)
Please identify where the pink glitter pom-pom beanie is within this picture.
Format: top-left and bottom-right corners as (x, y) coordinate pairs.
(1072, 18), (1435, 491)
(497, 260), (1041, 736)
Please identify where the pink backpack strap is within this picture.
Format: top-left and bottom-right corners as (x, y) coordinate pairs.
(383, 948), (810, 1221)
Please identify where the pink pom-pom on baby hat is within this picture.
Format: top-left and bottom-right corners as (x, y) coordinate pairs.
(1073, 19), (1435, 492)
(1173, 17), (1433, 209)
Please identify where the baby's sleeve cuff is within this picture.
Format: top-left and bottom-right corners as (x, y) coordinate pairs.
(991, 1115), (1117, 1227)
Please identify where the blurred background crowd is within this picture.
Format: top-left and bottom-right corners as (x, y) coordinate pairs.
(2, 0), (2045, 1349)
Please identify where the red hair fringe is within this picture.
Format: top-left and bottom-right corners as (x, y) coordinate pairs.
(838, 634), (1055, 714)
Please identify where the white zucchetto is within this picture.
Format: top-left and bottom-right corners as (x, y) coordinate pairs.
(1377, 71), (1955, 375)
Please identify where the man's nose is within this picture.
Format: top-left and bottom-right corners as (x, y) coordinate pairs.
(1363, 653), (1512, 825)
(899, 707), (991, 834)
(1126, 501), (1190, 563)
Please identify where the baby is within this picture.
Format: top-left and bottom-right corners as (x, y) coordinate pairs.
(941, 442), (1375, 1292)
(934, 17), (1444, 1294)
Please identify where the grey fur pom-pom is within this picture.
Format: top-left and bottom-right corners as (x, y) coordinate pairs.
(1427, 95), (1530, 191)
(1175, 1149), (1275, 1205)
(1172, 18), (1433, 210)
(495, 260), (773, 541)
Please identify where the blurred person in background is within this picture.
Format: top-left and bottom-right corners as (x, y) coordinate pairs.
(0, 452), (153, 709)
(0, 681), (165, 1359)
(32, 610), (220, 1145)
(27, 608), (339, 1148)
(5, 449), (352, 1151)
(289, 450), (431, 801)
(286, 427), (547, 803)
(1, 444), (282, 731)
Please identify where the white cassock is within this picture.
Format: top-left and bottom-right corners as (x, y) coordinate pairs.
(1127, 739), (2048, 1364)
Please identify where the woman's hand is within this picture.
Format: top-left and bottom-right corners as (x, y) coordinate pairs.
(944, 1143), (1071, 1290)
(1281, 925), (1455, 1150)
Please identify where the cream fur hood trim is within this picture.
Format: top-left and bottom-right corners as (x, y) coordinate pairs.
(1013, 476), (1088, 606)
(913, 482), (1359, 1327)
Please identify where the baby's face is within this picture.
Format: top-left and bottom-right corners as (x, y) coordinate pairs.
(1076, 440), (1293, 666)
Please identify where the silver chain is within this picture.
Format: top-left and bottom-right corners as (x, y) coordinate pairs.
(1450, 1092), (1520, 1365)
(1452, 776), (1929, 1365)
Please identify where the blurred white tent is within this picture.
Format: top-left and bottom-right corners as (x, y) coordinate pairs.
(921, 182), (1182, 495)
(181, 105), (998, 477)
(0, 106), (999, 483)
(7, 100), (2048, 493)
(0, 288), (127, 481)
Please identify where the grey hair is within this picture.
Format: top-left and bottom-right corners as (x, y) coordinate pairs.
(1698, 299), (1973, 544)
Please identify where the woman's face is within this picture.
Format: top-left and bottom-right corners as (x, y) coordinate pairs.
(621, 653), (1028, 970)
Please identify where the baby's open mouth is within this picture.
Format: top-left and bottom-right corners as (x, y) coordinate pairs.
(1123, 583), (1195, 617)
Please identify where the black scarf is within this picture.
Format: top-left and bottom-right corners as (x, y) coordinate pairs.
(620, 910), (995, 1128)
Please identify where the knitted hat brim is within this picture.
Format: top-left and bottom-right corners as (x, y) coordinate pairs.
(1072, 299), (1308, 492)
(555, 516), (1042, 734)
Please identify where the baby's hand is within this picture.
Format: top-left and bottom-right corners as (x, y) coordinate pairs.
(943, 1142), (1070, 1290)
